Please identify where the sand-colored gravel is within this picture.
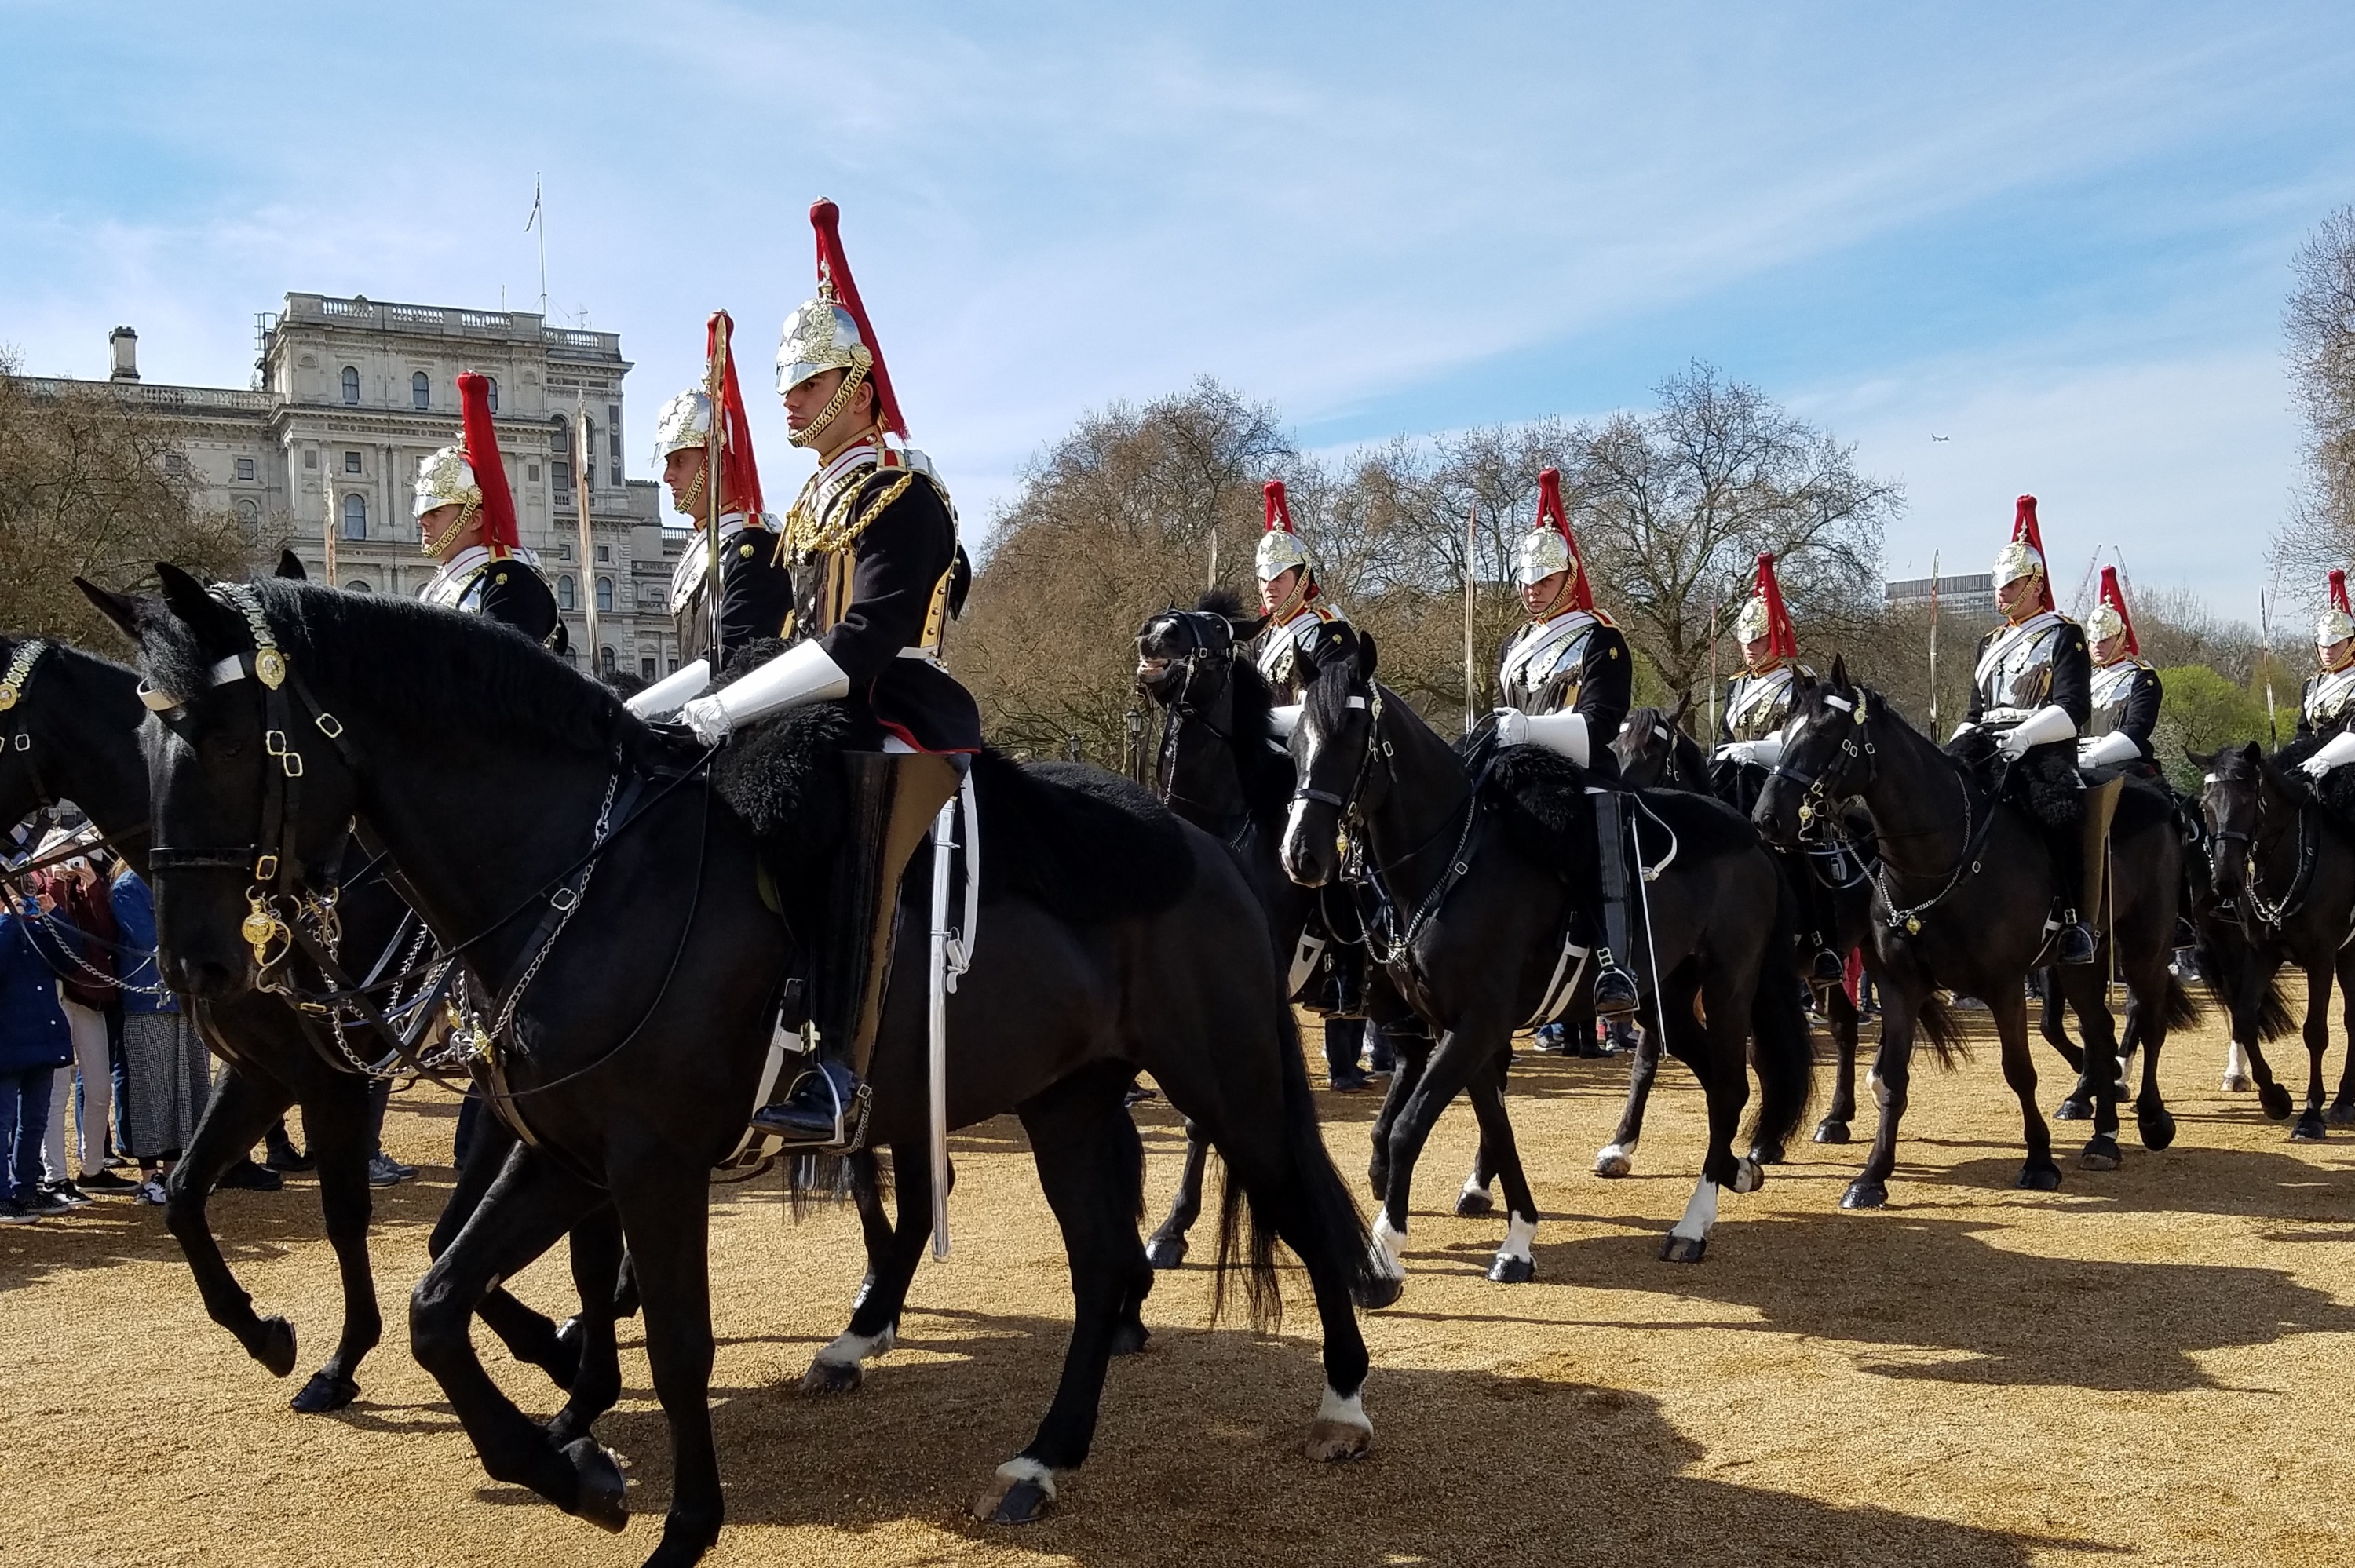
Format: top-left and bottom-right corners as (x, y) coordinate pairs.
(4, 1008), (2351, 1567)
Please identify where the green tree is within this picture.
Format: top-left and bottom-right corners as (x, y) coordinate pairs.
(2155, 663), (2273, 788)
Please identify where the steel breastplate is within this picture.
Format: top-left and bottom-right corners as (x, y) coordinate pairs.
(1975, 615), (2064, 720)
(784, 465), (951, 660)
(1500, 614), (1590, 715)
(1725, 667), (1800, 742)
(2085, 661), (2138, 738)
(2307, 669), (2355, 732)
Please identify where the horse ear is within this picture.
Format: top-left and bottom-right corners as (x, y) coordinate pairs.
(2240, 740), (2262, 764)
(154, 562), (243, 650)
(1829, 653), (1849, 689)
(1356, 629), (1380, 679)
(275, 550), (307, 581)
(2183, 746), (2212, 769)
(75, 578), (145, 642)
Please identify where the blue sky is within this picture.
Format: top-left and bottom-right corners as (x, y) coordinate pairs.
(5, 2), (2353, 622)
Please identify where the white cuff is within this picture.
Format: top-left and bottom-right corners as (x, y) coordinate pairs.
(1267, 704), (1303, 740)
(2078, 730), (2141, 769)
(2002, 704), (2078, 754)
(1520, 710), (1590, 767)
(679, 640), (849, 745)
(1949, 720), (1980, 742)
(2302, 731), (2355, 777)
(1745, 734), (1784, 769)
(623, 658), (711, 718)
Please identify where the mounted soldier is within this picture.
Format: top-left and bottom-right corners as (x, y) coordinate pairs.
(1489, 466), (1639, 1017)
(1953, 494), (2096, 966)
(1252, 480), (1352, 702)
(2297, 570), (2355, 779)
(1711, 552), (1845, 985)
(413, 371), (566, 651)
(674, 199), (980, 1150)
(624, 312), (797, 717)
(2076, 566), (2161, 781)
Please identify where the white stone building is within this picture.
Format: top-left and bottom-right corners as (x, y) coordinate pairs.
(64, 296), (699, 681)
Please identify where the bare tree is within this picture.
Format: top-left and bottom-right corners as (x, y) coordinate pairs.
(0, 356), (260, 649)
(2273, 206), (2355, 595)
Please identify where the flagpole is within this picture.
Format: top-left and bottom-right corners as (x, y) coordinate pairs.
(322, 456), (338, 587)
(531, 175), (547, 319)
(704, 315), (731, 670)
(575, 391), (598, 662)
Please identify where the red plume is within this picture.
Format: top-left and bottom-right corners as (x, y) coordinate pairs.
(2095, 565), (2138, 656)
(706, 311), (764, 516)
(810, 199), (905, 441)
(2333, 569), (2351, 619)
(456, 372), (517, 552)
(1753, 552), (1799, 661)
(2010, 494), (2054, 613)
(1538, 467), (1594, 613)
(1263, 480), (1294, 534)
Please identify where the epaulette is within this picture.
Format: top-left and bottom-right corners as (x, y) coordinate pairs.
(1590, 607), (1617, 628)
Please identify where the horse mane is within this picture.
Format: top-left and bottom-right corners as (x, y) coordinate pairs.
(1197, 586), (1249, 622)
(141, 578), (651, 766)
(1221, 641), (1293, 825)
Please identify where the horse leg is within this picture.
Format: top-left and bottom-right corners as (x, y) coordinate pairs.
(1595, 1021), (1660, 1177)
(974, 1066), (1151, 1525)
(543, 1205), (626, 1450)
(1816, 987), (1858, 1144)
(1662, 974), (1758, 1263)
(1461, 1043), (1541, 1283)
(1366, 1024), (1492, 1296)
(2057, 968), (2126, 1170)
(604, 1154), (728, 1568)
(803, 1142), (962, 1395)
(2293, 961), (2333, 1141)
(162, 1064), (304, 1379)
(1992, 983), (2061, 1191)
(288, 1078), (379, 1412)
(432, 1111), (578, 1390)
(1456, 1048), (1506, 1216)
(1367, 1031), (1429, 1198)
(1144, 1118), (1208, 1268)
(1843, 989), (1917, 1210)
(2331, 954), (2355, 1127)
(409, 1150), (617, 1534)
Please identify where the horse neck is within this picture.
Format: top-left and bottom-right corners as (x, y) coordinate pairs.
(1856, 708), (1975, 879)
(35, 649), (152, 870)
(343, 708), (623, 989)
(1360, 685), (1471, 905)
(1156, 699), (1251, 832)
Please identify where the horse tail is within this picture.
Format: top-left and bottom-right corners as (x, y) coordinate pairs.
(1746, 876), (1817, 1153)
(1211, 1005), (1376, 1333)
(1917, 990), (1969, 1068)
(2160, 968), (2201, 1034)
(2193, 923), (2294, 1042)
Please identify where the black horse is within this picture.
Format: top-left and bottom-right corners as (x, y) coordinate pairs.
(105, 568), (1378, 1566)
(1282, 629), (1814, 1277)
(1133, 600), (1488, 1261)
(2193, 740), (2355, 1136)
(1754, 660), (2191, 1207)
(0, 625), (604, 1422)
(1612, 699), (1879, 1157)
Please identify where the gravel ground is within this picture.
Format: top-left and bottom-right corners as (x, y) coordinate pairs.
(3, 1009), (2351, 1567)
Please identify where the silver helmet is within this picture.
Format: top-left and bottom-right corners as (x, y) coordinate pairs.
(1255, 480), (1312, 584)
(411, 445), (479, 520)
(652, 388), (711, 466)
(775, 297), (871, 399)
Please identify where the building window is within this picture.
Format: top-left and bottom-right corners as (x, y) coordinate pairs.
(668, 658), (681, 675)
(235, 457), (256, 481)
(608, 405), (622, 450)
(341, 493), (367, 540)
(235, 498), (260, 534)
(345, 579), (373, 593)
(412, 371), (430, 410)
(557, 575), (575, 611)
(641, 656), (656, 680)
(303, 448), (318, 469)
(341, 366), (360, 404)
(599, 645), (617, 676)
(595, 577), (614, 613)
(344, 450), (362, 474)
(553, 458), (571, 493)
(611, 464), (623, 487)
(596, 544), (612, 563)
(527, 462), (541, 483)
(484, 376), (498, 413)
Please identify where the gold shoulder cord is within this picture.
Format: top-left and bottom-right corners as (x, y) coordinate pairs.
(787, 467), (924, 558)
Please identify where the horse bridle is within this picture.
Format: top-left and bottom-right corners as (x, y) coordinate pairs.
(1764, 689), (1878, 826)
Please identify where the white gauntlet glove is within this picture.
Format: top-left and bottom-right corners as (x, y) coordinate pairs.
(677, 641), (851, 748)
(2077, 731), (2141, 769)
(1495, 709), (1590, 766)
(623, 658), (711, 719)
(1714, 740), (1754, 767)
(1999, 704), (2077, 758)
(2300, 731), (2355, 778)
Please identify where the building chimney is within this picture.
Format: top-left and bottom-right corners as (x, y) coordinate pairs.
(108, 326), (140, 382)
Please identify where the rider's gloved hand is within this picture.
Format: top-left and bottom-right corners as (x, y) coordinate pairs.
(678, 695), (733, 747)
(1492, 708), (1529, 746)
(1714, 740), (1755, 767)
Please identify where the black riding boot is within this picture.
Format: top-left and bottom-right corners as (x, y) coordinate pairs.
(1591, 791), (1640, 1018)
(2046, 825), (2097, 966)
(751, 751), (961, 1150)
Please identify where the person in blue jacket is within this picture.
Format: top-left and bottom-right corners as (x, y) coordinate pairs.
(1, 882), (75, 1223)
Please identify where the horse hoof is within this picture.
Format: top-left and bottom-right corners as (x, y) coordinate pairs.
(1731, 1158), (1764, 1194)
(1353, 1272), (1404, 1311)
(2260, 1083), (2295, 1121)
(2138, 1107), (2178, 1150)
(2328, 1102), (2355, 1128)
(1304, 1418), (1373, 1463)
(1749, 1140), (1786, 1166)
(1594, 1150), (1633, 1180)
(1486, 1253), (1535, 1284)
(2016, 1162), (2063, 1191)
(1142, 1234), (1188, 1270)
(2291, 1114), (2328, 1143)
(799, 1357), (864, 1396)
(2054, 1097), (2091, 1121)
(1813, 1120), (1851, 1145)
(2078, 1136), (2122, 1172)
(544, 1408), (589, 1450)
(289, 1370), (358, 1413)
(1659, 1234), (1707, 1264)
(1110, 1318), (1151, 1357)
(1455, 1187), (1495, 1217)
(256, 1317), (299, 1379)
(974, 1464), (1057, 1526)
(1840, 1180), (1887, 1210)
(561, 1437), (629, 1534)
(2222, 1073), (2253, 1093)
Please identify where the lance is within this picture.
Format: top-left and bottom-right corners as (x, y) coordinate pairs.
(575, 390), (598, 661)
(322, 450), (338, 586)
(703, 315), (732, 671)
(2260, 586), (2279, 743)
(1462, 501), (1477, 735)
(1928, 549), (1941, 735)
